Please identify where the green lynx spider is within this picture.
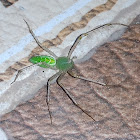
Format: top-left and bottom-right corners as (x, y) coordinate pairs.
(11, 20), (129, 124)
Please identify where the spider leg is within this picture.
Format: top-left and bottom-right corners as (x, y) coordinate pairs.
(57, 73), (95, 121)
(46, 72), (61, 124)
(11, 63), (41, 84)
(23, 19), (58, 58)
(68, 23), (129, 58)
(11, 62), (57, 84)
(68, 69), (106, 86)
(68, 33), (87, 58)
(41, 62), (57, 70)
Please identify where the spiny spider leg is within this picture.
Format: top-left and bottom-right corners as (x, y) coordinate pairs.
(41, 62), (57, 70)
(68, 69), (105, 86)
(11, 62), (57, 84)
(11, 63), (41, 84)
(46, 72), (61, 124)
(68, 23), (129, 58)
(24, 19), (58, 58)
(57, 73), (95, 121)
(68, 33), (87, 58)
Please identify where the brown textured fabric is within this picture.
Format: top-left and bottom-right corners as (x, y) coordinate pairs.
(0, 18), (140, 140)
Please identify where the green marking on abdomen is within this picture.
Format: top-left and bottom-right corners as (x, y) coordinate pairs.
(29, 55), (56, 67)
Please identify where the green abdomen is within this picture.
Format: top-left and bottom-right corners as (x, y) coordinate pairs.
(56, 57), (74, 72)
(29, 55), (56, 68)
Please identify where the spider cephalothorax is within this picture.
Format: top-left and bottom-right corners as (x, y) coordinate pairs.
(56, 57), (74, 72)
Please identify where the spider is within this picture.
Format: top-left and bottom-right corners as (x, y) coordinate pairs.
(11, 20), (129, 124)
